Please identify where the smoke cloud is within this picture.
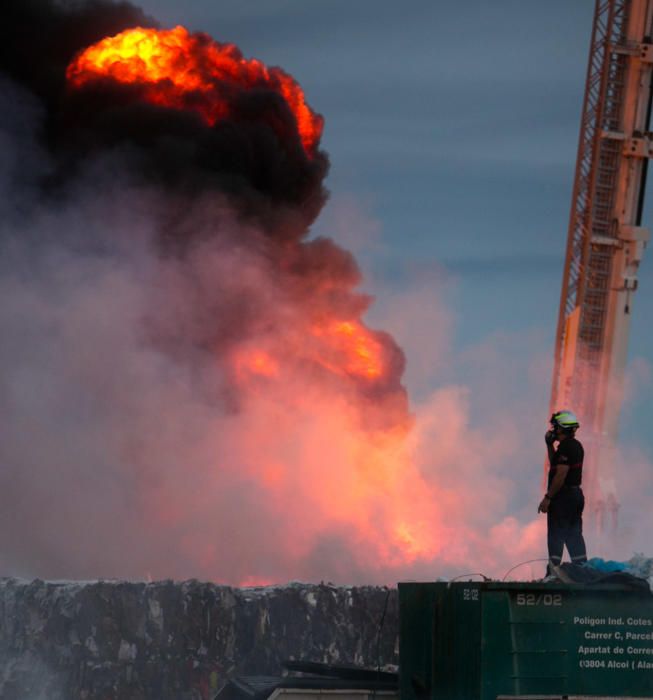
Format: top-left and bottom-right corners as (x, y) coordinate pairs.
(1, 0), (650, 586)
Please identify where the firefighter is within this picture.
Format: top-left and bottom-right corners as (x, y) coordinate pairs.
(538, 410), (588, 571)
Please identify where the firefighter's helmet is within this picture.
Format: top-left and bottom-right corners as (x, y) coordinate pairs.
(551, 410), (580, 432)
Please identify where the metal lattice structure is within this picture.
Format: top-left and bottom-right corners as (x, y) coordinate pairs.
(550, 0), (652, 526)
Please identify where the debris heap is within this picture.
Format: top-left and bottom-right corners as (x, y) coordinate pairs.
(0, 578), (398, 700)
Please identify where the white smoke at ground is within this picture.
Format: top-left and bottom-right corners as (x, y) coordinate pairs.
(1, 189), (212, 578)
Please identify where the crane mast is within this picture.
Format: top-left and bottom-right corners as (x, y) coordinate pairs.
(550, 0), (652, 529)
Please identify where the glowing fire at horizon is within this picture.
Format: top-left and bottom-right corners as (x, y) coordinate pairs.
(66, 25), (323, 155)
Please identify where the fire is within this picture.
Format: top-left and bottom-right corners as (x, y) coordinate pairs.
(232, 319), (385, 388)
(312, 320), (384, 379)
(66, 26), (323, 154)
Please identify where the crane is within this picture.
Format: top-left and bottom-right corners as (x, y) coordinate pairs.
(549, 0), (652, 532)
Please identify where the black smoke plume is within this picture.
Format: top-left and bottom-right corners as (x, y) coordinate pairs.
(2, 0), (329, 238)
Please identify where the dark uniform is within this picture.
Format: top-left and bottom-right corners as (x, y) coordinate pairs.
(547, 436), (588, 566)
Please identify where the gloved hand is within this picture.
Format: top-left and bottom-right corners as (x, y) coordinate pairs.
(545, 430), (556, 445)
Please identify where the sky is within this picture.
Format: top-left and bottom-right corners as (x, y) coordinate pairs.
(2, 0), (652, 584)
(133, 0), (653, 447)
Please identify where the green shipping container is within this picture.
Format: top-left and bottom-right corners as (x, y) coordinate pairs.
(399, 581), (653, 700)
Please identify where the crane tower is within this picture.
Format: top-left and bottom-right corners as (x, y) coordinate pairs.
(550, 0), (652, 530)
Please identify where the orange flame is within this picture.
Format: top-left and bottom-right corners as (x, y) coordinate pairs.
(232, 319), (385, 388)
(312, 320), (384, 379)
(66, 26), (322, 154)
